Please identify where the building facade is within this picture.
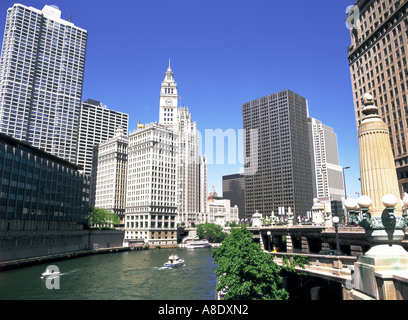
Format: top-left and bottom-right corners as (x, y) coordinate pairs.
(242, 89), (313, 221)
(199, 155), (208, 215)
(308, 117), (345, 201)
(222, 173), (245, 220)
(0, 4), (87, 164)
(124, 123), (178, 245)
(90, 127), (128, 224)
(0, 132), (90, 232)
(205, 186), (239, 226)
(77, 99), (129, 176)
(177, 106), (200, 225)
(347, 0), (408, 194)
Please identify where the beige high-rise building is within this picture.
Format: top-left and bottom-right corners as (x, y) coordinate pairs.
(347, 0), (408, 194)
(91, 127), (128, 224)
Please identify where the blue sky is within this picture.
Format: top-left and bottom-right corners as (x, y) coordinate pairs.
(0, 0), (362, 200)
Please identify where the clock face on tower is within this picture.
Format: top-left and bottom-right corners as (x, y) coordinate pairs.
(166, 99), (173, 106)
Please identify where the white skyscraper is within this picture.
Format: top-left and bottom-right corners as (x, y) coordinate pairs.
(91, 127), (128, 224)
(199, 155), (208, 217)
(308, 117), (345, 202)
(77, 99), (129, 176)
(177, 106), (201, 225)
(125, 123), (178, 245)
(0, 4), (87, 163)
(124, 63), (207, 247)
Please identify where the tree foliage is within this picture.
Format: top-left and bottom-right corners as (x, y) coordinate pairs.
(212, 226), (289, 300)
(196, 222), (227, 243)
(88, 207), (120, 229)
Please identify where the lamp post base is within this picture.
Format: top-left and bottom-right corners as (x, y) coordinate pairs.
(353, 244), (408, 299)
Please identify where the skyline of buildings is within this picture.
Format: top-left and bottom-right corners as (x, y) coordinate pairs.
(1, 2), (407, 231)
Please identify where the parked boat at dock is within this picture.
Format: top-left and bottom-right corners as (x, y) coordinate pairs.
(186, 239), (212, 249)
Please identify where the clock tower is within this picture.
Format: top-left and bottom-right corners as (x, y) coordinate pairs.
(159, 60), (178, 128)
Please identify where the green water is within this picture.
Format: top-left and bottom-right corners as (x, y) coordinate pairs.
(0, 247), (218, 300)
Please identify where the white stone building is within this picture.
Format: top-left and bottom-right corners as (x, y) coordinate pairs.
(90, 127), (128, 224)
(205, 187), (239, 226)
(124, 123), (178, 245)
(124, 62), (207, 245)
(176, 106), (201, 225)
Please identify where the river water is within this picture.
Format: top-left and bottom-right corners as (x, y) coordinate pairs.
(0, 247), (218, 300)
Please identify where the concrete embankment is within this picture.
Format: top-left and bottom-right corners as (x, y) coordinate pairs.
(0, 247), (131, 272)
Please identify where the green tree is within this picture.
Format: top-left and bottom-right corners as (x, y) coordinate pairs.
(212, 226), (289, 300)
(88, 207), (120, 229)
(196, 222), (227, 243)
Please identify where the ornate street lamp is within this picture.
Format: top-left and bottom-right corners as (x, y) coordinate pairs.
(344, 194), (408, 245)
(332, 215), (342, 255)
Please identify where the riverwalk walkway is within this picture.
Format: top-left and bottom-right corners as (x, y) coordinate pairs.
(0, 246), (131, 271)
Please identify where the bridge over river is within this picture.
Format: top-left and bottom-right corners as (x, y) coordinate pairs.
(252, 225), (408, 300)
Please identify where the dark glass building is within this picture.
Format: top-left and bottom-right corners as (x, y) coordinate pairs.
(222, 173), (245, 220)
(0, 133), (90, 232)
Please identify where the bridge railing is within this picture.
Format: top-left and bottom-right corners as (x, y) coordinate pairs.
(269, 251), (356, 281)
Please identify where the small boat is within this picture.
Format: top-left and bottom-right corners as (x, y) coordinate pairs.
(164, 254), (185, 268)
(186, 239), (212, 249)
(41, 268), (61, 278)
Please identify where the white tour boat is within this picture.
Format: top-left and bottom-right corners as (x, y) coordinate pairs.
(164, 254), (185, 268)
(186, 239), (212, 249)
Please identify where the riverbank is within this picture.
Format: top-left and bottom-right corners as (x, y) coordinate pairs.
(0, 246), (131, 272)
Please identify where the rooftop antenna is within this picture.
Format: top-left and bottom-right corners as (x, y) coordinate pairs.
(69, 14), (72, 22)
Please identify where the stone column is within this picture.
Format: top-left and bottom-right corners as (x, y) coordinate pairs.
(351, 93), (408, 300)
(358, 97), (401, 217)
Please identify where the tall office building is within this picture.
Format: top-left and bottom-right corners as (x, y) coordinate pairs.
(77, 99), (128, 176)
(199, 155), (208, 216)
(177, 106), (200, 225)
(347, 0), (408, 194)
(222, 173), (245, 220)
(91, 127), (128, 223)
(124, 123), (178, 245)
(158, 64), (206, 225)
(308, 117), (345, 201)
(308, 117), (345, 220)
(242, 89), (313, 221)
(0, 4), (87, 163)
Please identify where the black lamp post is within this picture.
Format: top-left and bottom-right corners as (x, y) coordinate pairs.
(332, 215), (342, 255)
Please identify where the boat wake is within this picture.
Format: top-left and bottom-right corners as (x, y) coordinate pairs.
(152, 265), (186, 271)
